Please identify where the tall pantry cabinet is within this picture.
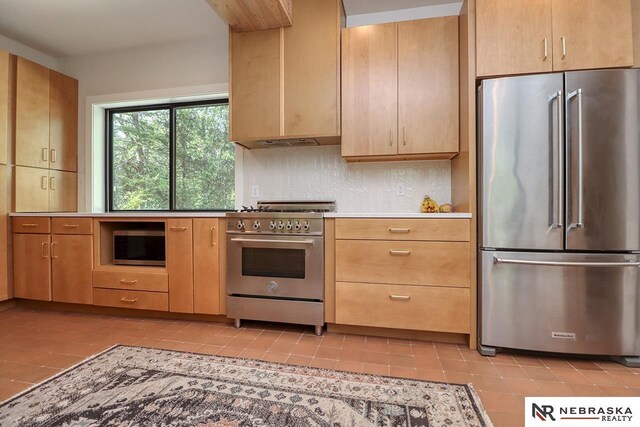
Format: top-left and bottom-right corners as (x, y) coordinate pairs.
(0, 51), (11, 301)
(14, 57), (78, 213)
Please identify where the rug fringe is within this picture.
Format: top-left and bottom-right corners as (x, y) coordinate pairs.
(466, 383), (495, 427)
(0, 344), (123, 406)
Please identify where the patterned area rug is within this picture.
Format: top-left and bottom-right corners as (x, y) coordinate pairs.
(0, 345), (492, 426)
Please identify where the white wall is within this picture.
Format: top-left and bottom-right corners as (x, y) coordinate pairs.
(57, 36), (229, 211)
(242, 146), (451, 213)
(347, 2), (462, 27)
(0, 33), (58, 70)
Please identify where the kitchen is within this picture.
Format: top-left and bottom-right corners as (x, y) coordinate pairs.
(0, 1), (639, 426)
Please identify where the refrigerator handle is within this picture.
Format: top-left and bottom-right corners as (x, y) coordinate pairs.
(494, 257), (640, 268)
(567, 88), (584, 229)
(555, 90), (564, 229)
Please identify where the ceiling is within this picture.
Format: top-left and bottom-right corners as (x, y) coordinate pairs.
(0, 0), (226, 57)
(0, 0), (459, 59)
(342, 0), (462, 15)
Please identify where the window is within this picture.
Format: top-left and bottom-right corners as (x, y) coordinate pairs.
(107, 100), (234, 211)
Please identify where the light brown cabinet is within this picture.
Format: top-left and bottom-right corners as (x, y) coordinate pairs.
(13, 232), (52, 301)
(230, 0), (343, 147)
(167, 218), (194, 313)
(342, 17), (459, 161)
(193, 218), (220, 315)
(330, 218), (471, 335)
(13, 216), (92, 303)
(51, 234), (92, 304)
(476, 0), (634, 77)
(49, 71), (78, 172)
(0, 50), (12, 166)
(0, 165), (8, 301)
(15, 57), (50, 169)
(14, 166), (77, 212)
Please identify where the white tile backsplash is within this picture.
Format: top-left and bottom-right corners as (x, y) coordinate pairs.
(241, 146), (451, 213)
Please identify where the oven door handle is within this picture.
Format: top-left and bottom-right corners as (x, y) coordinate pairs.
(230, 238), (315, 245)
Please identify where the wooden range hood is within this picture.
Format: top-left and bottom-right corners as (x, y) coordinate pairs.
(205, 0), (293, 32)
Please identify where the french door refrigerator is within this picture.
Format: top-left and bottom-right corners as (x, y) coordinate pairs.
(479, 69), (640, 366)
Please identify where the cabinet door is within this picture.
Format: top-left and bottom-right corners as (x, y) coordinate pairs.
(230, 29), (281, 142)
(14, 166), (49, 212)
(15, 57), (50, 169)
(476, 0), (553, 77)
(50, 71), (78, 172)
(552, 0), (633, 71)
(0, 51), (11, 165)
(398, 17), (459, 155)
(0, 165), (7, 300)
(52, 234), (92, 304)
(342, 23), (398, 157)
(13, 233), (51, 300)
(167, 219), (194, 313)
(283, 0), (340, 137)
(49, 170), (77, 212)
(193, 218), (220, 315)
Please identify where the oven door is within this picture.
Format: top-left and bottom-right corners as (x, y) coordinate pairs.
(226, 234), (324, 300)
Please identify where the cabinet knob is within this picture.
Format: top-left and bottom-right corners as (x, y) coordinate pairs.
(561, 36), (567, 59)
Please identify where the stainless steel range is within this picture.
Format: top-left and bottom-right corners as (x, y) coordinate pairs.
(226, 201), (335, 335)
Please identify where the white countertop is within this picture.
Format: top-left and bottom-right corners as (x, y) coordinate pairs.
(323, 212), (472, 219)
(10, 212), (228, 218)
(11, 212), (472, 219)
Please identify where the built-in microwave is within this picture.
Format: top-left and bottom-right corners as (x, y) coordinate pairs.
(113, 230), (166, 266)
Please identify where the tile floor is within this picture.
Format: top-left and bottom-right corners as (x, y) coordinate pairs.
(0, 307), (638, 427)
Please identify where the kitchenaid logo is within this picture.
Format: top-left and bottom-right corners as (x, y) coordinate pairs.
(526, 398), (640, 426)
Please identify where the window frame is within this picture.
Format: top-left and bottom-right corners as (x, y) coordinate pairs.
(105, 98), (233, 212)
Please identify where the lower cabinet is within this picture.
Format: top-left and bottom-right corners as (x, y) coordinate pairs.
(13, 217), (93, 303)
(335, 282), (470, 333)
(13, 232), (52, 300)
(167, 219), (194, 313)
(51, 234), (92, 304)
(193, 218), (220, 315)
(331, 218), (472, 335)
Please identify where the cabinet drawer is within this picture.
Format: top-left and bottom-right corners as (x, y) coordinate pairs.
(52, 217), (92, 234)
(336, 240), (470, 287)
(93, 270), (168, 292)
(93, 288), (168, 311)
(336, 282), (470, 333)
(335, 218), (469, 241)
(12, 217), (51, 233)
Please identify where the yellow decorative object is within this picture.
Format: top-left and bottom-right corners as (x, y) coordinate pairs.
(420, 195), (439, 213)
(439, 203), (454, 213)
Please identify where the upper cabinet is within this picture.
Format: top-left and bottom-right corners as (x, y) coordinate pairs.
(0, 51), (12, 165)
(15, 57), (50, 169)
(342, 17), (459, 161)
(476, 0), (634, 77)
(15, 57), (78, 172)
(230, 0), (343, 147)
(476, 0), (553, 76)
(551, 0), (633, 71)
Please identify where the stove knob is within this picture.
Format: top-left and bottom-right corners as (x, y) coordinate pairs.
(277, 221), (284, 230)
(303, 221), (310, 231)
(294, 221), (302, 231)
(236, 221), (245, 230)
(286, 221), (293, 230)
(253, 221), (261, 230)
(269, 221), (276, 230)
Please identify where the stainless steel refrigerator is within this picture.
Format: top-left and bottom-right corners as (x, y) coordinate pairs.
(478, 69), (640, 366)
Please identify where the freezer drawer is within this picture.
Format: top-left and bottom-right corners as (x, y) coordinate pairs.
(480, 250), (640, 356)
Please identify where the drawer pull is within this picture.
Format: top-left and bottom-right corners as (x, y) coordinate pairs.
(120, 279), (138, 286)
(210, 226), (216, 246)
(389, 250), (411, 256)
(389, 227), (411, 233)
(120, 297), (138, 303)
(389, 295), (411, 301)
(62, 224), (79, 228)
(50, 149), (57, 163)
(21, 223), (38, 228)
(41, 242), (49, 258)
(42, 147), (48, 162)
(170, 226), (187, 232)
